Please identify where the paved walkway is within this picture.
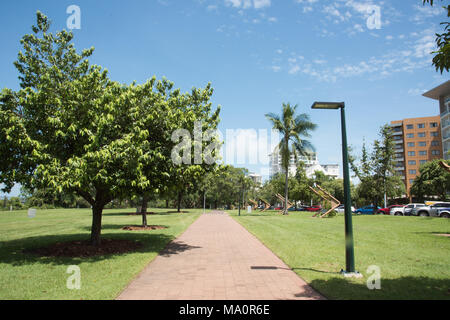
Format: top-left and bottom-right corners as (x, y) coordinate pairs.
(117, 211), (324, 300)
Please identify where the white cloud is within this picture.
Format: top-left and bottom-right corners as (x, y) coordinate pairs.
(224, 0), (271, 10)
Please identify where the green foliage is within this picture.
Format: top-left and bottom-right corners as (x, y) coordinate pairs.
(423, 0), (450, 73)
(349, 125), (406, 208)
(265, 103), (316, 213)
(410, 159), (450, 200)
(0, 12), (221, 244)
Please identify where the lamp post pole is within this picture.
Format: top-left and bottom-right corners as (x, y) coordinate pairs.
(311, 101), (359, 277)
(340, 105), (356, 274)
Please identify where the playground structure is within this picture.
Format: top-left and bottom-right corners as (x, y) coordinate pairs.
(258, 198), (271, 213)
(440, 160), (450, 172)
(275, 193), (294, 211)
(248, 199), (258, 210)
(308, 184), (341, 218)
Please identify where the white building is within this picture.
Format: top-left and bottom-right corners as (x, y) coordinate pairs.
(248, 173), (262, 186)
(423, 80), (450, 160)
(269, 145), (339, 179)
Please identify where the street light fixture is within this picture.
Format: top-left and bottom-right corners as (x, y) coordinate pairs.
(311, 101), (361, 277)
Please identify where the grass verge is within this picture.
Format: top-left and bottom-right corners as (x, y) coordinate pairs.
(0, 208), (201, 299)
(229, 210), (450, 300)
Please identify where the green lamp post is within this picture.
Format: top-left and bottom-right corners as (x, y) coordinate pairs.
(311, 102), (360, 277)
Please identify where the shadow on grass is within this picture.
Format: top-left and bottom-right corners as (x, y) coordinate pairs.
(309, 276), (450, 300)
(80, 224), (170, 231)
(103, 211), (178, 216)
(0, 232), (178, 266)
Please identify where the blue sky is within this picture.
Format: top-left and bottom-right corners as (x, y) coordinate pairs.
(0, 0), (448, 196)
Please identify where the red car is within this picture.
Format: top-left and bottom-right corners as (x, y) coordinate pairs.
(306, 205), (322, 212)
(377, 205), (404, 215)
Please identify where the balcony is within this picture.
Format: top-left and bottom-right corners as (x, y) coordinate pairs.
(393, 140), (403, 144)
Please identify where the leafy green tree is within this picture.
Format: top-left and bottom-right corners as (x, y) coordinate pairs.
(0, 12), (181, 245)
(266, 103), (316, 214)
(350, 126), (405, 210)
(165, 85), (221, 213)
(423, 0), (450, 73)
(411, 159), (450, 200)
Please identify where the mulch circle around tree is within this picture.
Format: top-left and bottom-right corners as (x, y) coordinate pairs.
(25, 239), (143, 258)
(127, 212), (158, 216)
(121, 225), (168, 231)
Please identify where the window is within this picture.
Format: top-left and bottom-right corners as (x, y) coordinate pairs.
(419, 151), (427, 156)
(418, 132), (426, 138)
(408, 151), (416, 156)
(408, 160), (416, 165)
(406, 124), (414, 130)
(430, 122), (438, 128)
(431, 141), (440, 146)
(407, 142), (415, 147)
(418, 123), (425, 129)
(418, 142), (427, 147)
(409, 180), (415, 185)
(431, 132), (439, 137)
(420, 160), (427, 165)
(409, 170), (417, 174)
(407, 133), (414, 138)
(432, 150), (441, 156)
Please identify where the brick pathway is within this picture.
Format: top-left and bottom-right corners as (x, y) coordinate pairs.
(117, 211), (324, 300)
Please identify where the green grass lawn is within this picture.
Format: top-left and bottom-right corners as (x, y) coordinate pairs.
(229, 210), (450, 300)
(0, 208), (201, 300)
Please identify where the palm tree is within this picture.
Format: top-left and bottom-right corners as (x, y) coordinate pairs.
(266, 103), (317, 215)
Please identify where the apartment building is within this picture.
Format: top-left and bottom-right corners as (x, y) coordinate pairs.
(423, 80), (450, 160)
(390, 116), (443, 193)
(269, 145), (339, 179)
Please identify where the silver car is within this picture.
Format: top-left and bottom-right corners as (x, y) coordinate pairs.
(413, 202), (450, 217)
(402, 203), (427, 216)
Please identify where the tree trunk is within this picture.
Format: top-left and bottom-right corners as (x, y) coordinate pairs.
(141, 194), (148, 227)
(90, 204), (104, 246)
(177, 191), (182, 213)
(165, 199), (169, 209)
(284, 168), (289, 215)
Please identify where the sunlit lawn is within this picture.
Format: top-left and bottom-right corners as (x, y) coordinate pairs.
(0, 208), (201, 300)
(229, 210), (450, 300)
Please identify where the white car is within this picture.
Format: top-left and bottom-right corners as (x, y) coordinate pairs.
(390, 205), (406, 216)
(335, 205), (356, 213)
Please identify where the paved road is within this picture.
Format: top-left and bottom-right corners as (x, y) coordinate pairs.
(117, 211), (324, 300)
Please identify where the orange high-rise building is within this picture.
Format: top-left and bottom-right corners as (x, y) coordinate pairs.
(390, 116), (443, 194)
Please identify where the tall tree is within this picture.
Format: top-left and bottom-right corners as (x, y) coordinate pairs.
(266, 103), (316, 215)
(411, 159), (450, 200)
(349, 126), (406, 210)
(0, 12), (175, 245)
(423, 0), (450, 73)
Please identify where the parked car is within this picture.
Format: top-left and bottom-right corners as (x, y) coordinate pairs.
(390, 205), (406, 216)
(274, 206), (283, 211)
(412, 202), (450, 217)
(378, 205), (404, 215)
(436, 207), (450, 218)
(295, 206), (309, 211)
(306, 205), (322, 212)
(334, 205), (356, 213)
(402, 203), (427, 216)
(355, 205), (382, 215)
